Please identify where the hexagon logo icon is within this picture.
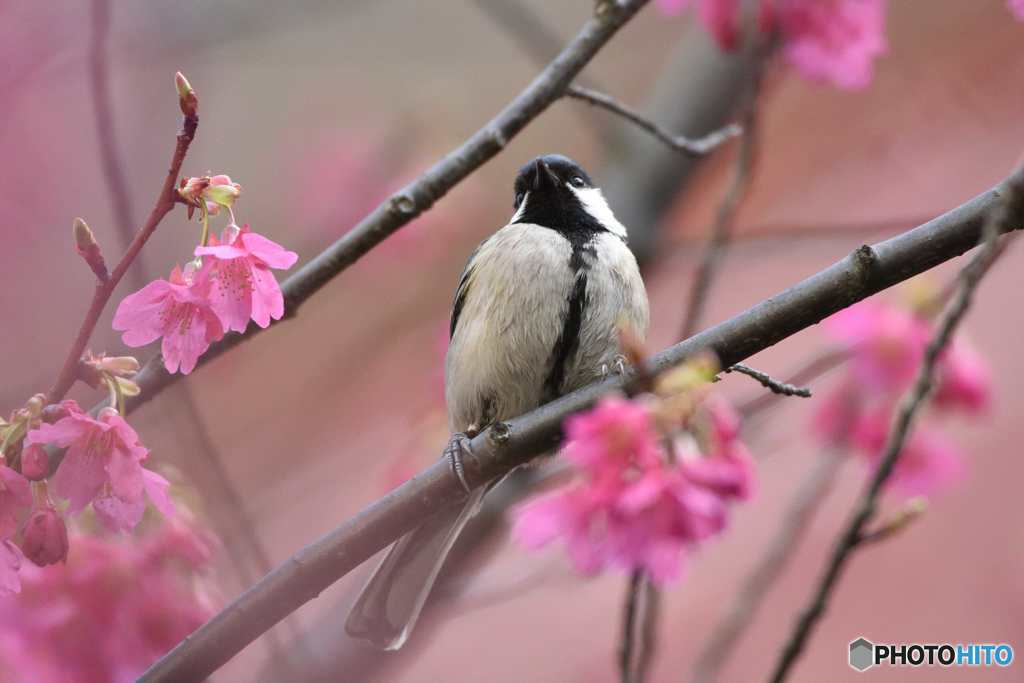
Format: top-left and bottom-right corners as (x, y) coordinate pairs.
(849, 637), (875, 672)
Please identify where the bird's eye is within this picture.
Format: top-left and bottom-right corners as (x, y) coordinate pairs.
(570, 176), (586, 188)
(514, 192), (524, 208)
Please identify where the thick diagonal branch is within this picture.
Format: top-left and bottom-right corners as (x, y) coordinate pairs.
(139, 172), (1023, 682)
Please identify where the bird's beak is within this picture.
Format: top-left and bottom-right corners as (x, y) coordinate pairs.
(529, 158), (559, 192)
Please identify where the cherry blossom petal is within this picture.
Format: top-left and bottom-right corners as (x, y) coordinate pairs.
(0, 540), (23, 595)
(142, 470), (176, 518)
(240, 231), (299, 269)
(249, 264), (285, 328)
(52, 446), (108, 514)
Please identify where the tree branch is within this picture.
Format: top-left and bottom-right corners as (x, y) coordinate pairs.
(767, 163), (1024, 683)
(566, 85), (741, 155)
(120, 0), (652, 417)
(139, 171), (1024, 682)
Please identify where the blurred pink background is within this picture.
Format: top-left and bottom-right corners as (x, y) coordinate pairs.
(2, 1), (1023, 681)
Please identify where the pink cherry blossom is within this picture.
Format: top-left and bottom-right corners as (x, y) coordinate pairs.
(0, 523), (215, 682)
(24, 404), (175, 533)
(112, 264), (225, 374)
(0, 465), (31, 540)
(562, 396), (663, 473)
(823, 299), (931, 394)
(20, 506), (68, 566)
(194, 224), (299, 332)
(851, 409), (964, 497)
(514, 394), (755, 582)
(1010, 0), (1024, 21)
(0, 540), (23, 596)
(768, 0), (887, 90)
(657, 0), (887, 90)
(934, 338), (991, 414)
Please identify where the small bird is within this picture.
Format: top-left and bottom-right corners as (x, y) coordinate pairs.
(345, 154), (649, 650)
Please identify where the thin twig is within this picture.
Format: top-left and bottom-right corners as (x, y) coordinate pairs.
(678, 50), (764, 339)
(738, 350), (850, 419)
(635, 580), (661, 682)
(692, 449), (844, 682)
(566, 85), (741, 155)
(619, 570), (644, 683)
(138, 172), (1024, 682)
(725, 363), (811, 398)
(49, 97), (198, 402)
(768, 164), (1024, 683)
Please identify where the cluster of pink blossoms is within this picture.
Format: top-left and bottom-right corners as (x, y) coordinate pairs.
(514, 393), (754, 584)
(113, 175), (298, 375)
(1, 399), (175, 595)
(814, 298), (991, 497)
(0, 520), (216, 683)
(657, 0), (888, 89)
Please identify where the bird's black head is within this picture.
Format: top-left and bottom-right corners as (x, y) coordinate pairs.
(510, 155), (625, 239)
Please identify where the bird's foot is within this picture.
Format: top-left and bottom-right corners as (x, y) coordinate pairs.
(444, 430), (477, 493)
(600, 354), (629, 378)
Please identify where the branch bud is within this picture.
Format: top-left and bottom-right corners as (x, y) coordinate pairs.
(73, 217), (108, 282)
(175, 71), (198, 118)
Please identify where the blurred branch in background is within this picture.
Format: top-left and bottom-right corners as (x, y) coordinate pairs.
(678, 45), (764, 339)
(692, 448), (844, 683)
(601, 25), (760, 266)
(768, 162), (1024, 683)
(140, 171), (1024, 681)
(85, 2), (302, 673)
(89, 0), (138, 275)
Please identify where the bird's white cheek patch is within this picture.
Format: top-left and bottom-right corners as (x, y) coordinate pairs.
(571, 186), (628, 239)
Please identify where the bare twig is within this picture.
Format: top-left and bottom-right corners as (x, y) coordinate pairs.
(139, 171), (1024, 682)
(49, 89), (198, 402)
(679, 50), (763, 339)
(566, 85), (741, 155)
(635, 580), (661, 682)
(725, 363), (811, 398)
(857, 497), (927, 546)
(619, 570), (645, 683)
(692, 449), (844, 682)
(738, 350), (850, 419)
(768, 164), (1024, 683)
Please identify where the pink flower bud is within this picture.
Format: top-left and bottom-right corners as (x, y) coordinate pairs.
(175, 71), (198, 118)
(20, 506), (68, 566)
(73, 217), (108, 281)
(20, 444), (48, 481)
